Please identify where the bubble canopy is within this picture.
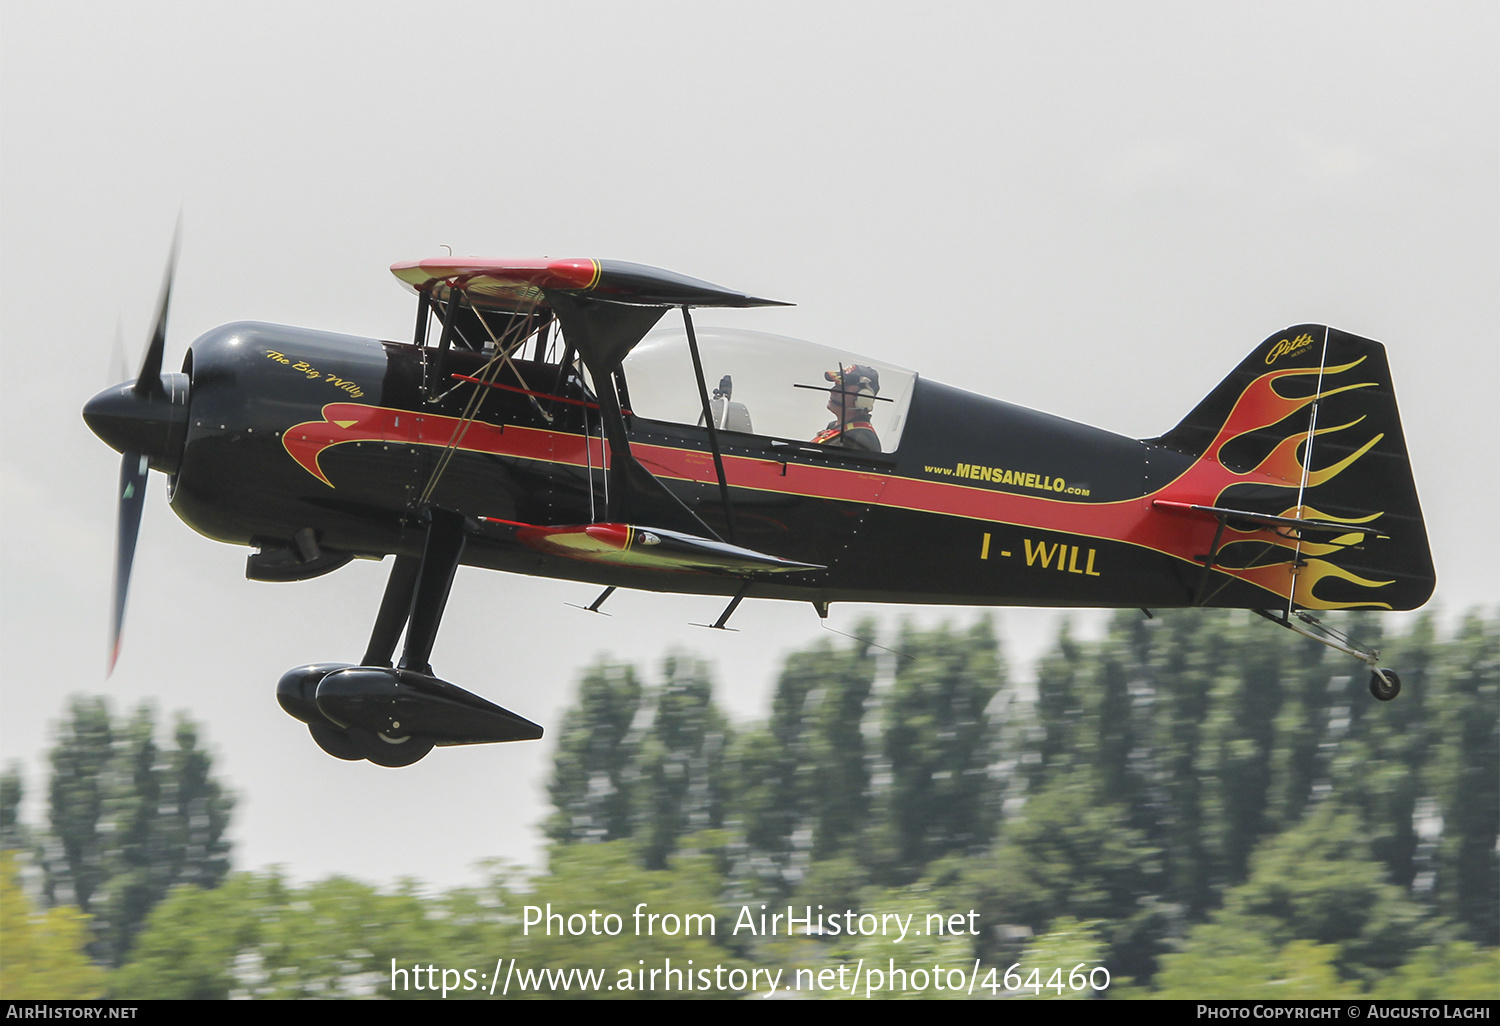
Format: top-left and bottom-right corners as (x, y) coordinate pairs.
(618, 327), (917, 454)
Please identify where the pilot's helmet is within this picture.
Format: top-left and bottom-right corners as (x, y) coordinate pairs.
(825, 364), (880, 415)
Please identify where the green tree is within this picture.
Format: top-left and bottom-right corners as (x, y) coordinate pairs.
(872, 619), (1002, 881)
(727, 626), (876, 889)
(1199, 619), (1284, 885)
(1149, 927), (1357, 999)
(0, 850), (106, 999)
(109, 875), (261, 999)
(1368, 941), (1500, 1000)
(1212, 806), (1437, 981)
(973, 769), (1162, 980)
(1315, 613), (1441, 896)
(1, 763), (28, 851)
(1264, 620), (1339, 836)
(1146, 610), (1224, 918)
(43, 696), (114, 914)
(115, 844), (737, 1000)
(1092, 625), (1141, 815)
(40, 697), (234, 965)
(632, 655), (732, 870)
(822, 882), (977, 1000)
(724, 724), (785, 888)
(511, 840), (732, 999)
(1145, 804), (1457, 997)
(1428, 612), (1499, 944)
(1017, 916), (1108, 999)
(802, 625), (877, 861)
(1024, 620), (1088, 796)
(112, 871), (450, 999)
(546, 661), (643, 845)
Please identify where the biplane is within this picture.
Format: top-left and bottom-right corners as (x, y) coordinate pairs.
(84, 253), (1435, 766)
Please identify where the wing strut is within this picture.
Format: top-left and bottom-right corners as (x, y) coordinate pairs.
(544, 290), (719, 540)
(567, 585), (616, 615)
(424, 288), (462, 398)
(411, 287), (431, 349)
(692, 582), (751, 631)
(682, 306), (738, 544)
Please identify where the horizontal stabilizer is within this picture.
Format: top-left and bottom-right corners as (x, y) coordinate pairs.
(1151, 500), (1390, 539)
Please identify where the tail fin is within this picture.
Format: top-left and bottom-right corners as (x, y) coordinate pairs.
(1149, 325), (1435, 611)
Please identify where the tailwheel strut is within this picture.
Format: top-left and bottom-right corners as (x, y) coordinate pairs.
(1253, 609), (1401, 702)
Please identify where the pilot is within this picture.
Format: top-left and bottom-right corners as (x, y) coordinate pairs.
(811, 364), (881, 451)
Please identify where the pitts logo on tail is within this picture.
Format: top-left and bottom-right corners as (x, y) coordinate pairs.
(1264, 331), (1316, 364)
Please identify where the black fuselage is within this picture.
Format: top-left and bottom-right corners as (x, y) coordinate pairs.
(167, 321), (1244, 610)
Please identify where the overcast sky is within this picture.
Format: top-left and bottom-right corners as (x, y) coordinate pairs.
(2, 1), (1495, 889)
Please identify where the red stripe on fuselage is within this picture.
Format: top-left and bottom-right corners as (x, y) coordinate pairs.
(281, 402), (1281, 575)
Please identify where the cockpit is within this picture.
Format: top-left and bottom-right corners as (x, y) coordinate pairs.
(387, 257), (919, 459)
(619, 326), (916, 453)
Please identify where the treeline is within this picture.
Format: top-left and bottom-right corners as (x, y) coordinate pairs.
(540, 610), (1497, 995)
(2, 610), (1495, 999)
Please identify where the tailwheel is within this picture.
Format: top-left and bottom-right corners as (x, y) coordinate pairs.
(1369, 668), (1401, 702)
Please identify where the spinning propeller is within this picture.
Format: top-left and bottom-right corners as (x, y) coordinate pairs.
(83, 240), (191, 673)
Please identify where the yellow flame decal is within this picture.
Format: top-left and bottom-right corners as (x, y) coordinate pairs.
(1167, 354), (1397, 609)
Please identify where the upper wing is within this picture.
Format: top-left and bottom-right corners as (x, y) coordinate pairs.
(390, 257), (788, 311)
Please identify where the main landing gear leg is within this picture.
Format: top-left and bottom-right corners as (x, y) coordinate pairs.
(328, 507), (465, 765)
(398, 508), (466, 677)
(1253, 609), (1402, 702)
(357, 506), (466, 670)
(362, 554), (421, 667)
(277, 508), (543, 767)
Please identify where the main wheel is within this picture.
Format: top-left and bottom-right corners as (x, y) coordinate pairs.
(309, 722), (364, 761)
(1369, 668), (1401, 702)
(349, 725), (435, 768)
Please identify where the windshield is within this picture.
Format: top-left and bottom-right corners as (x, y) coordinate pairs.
(620, 327), (916, 453)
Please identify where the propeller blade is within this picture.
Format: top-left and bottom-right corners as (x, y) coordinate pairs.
(110, 451), (150, 675)
(133, 226), (178, 397)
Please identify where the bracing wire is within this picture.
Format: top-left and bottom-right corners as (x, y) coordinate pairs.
(416, 293), (541, 506)
(818, 618), (916, 661)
